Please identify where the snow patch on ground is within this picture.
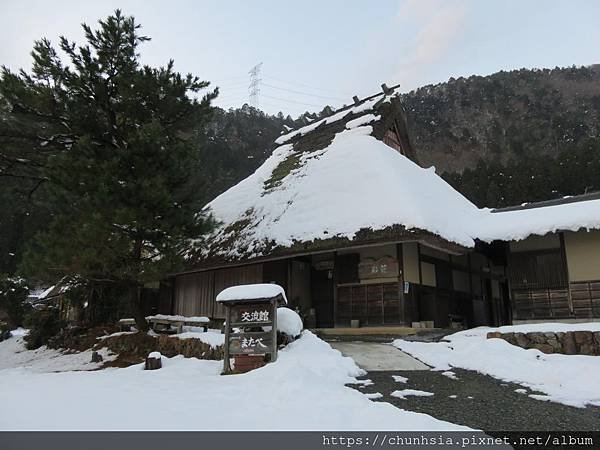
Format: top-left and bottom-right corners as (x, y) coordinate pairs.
(392, 375), (408, 383)
(0, 332), (115, 373)
(9, 327), (28, 337)
(393, 323), (600, 408)
(391, 389), (435, 400)
(0, 331), (468, 431)
(173, 331), (224, 348)
(97, 331), (137, 340)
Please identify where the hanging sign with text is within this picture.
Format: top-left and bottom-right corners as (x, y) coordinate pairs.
(230, 304), (273, 325)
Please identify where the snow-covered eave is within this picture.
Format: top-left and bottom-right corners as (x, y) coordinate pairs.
(476, 198), (600, 243)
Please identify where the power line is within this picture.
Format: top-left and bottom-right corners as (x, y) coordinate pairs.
(261, 82), (347, 101)
(210, 75), (248, 83)
(215, 81), (249, 89)
(261, 93), (324, 108)
(262, 75), (353, 97)
(215, 89), (247, 95)
(260, 100), (313, 113)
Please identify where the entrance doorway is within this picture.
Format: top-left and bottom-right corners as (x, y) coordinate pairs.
(311, 267), (334, 328)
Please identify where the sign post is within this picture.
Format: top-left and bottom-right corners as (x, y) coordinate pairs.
(219, 286), (286, 375)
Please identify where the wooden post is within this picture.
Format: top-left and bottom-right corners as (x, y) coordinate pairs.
(271, 299), (278, 362)
(145, 353), (162, 370)
(222, 306), (232, 374)
(416, 243), (423, 323)
(559, 232), (574, 315)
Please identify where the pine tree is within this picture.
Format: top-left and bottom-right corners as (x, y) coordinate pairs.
(0, 10), (217, 330)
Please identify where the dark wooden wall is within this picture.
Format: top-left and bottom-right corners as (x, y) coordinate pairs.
(172, 264), (263, 319)
(506, 241), (577, 321)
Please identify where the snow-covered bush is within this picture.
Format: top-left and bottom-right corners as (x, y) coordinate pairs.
(277, 307), (303, 346)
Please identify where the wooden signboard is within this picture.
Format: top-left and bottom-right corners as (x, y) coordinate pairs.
(358, 256), (399, 279)
(229, 332), (274, 355)
(221, 292), (284, 375)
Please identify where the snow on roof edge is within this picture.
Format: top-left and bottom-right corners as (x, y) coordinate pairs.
(216, 283), (287, 303)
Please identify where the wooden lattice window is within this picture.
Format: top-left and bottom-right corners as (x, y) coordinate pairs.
(508, 249), (567, 290)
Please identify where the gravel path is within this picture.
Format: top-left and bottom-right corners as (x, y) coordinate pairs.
(351, 368), (600, 431)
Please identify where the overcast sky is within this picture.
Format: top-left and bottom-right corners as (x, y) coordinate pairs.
(1, 0), (599, 116)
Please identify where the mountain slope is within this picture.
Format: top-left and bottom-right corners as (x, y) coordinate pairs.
(405, 65), (600, 173)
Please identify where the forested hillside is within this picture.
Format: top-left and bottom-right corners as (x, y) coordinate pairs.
(405, 65), (600, 207)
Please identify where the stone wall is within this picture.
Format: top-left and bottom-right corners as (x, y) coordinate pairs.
(96, 332), (223, 362)
(487, 330), (600, 355)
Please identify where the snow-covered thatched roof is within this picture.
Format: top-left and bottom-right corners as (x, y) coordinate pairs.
(190, 86), (600, 266)
(192, 87), (482, 263)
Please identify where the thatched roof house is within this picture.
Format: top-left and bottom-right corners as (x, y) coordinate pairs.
(165, 84), (600, 328)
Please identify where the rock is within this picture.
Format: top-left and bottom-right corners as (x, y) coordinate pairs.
(533, 343), (554, 354)
(555, 332), (564, 340)
(593, 332), (600, 354)
(579, 344), (595, 356)
(561, 332), (577, 355)
(573, 331), (593, 345)
(514, 333), (530, 348)
(91, 351), (103, 363)
(145, 352), (162, 370)
(543, 334), (561, 352)
(502, 332), (516, 345)
(487, 332), (502, 339)
(498, 329), (600, 355)
(527, 332), (547, 344)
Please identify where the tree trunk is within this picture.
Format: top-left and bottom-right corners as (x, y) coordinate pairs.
(130, 283), (149, 332)
(129, 238), (149, 332)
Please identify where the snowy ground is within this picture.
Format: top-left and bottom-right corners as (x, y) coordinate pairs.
(0, 330), (469, 431)
(0, 328), (116, 373)
(393, 323), (600, 409)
